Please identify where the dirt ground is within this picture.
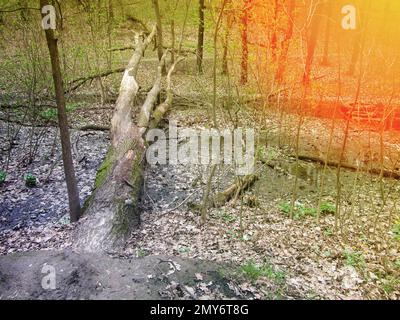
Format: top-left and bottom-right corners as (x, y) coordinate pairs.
(0, 250), (253, 300)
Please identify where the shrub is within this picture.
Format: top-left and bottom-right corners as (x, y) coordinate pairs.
(343, 250), (365, 269)
(0, 170), (6, 185)
(320, 202), (336, 214)
(279, 201), (317, 220)
(25, 173), (37, 187)
(240, 260), (286, 284)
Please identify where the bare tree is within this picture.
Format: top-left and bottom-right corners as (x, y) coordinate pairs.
(197, 0), (205, 73)
(321, 0), (333, 66)
(270, 0), (280, 62)
(152, 0), (166, 74)
(240, 0), (251, 84)
(302, 1), (324, 86)
(275, 0), (295, 83)
(40, 0), (81, 222)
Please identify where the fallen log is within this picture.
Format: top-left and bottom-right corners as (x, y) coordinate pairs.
(109, 45), (195, 56)
(297, 154), (400, 180)
(213, 175), (258, 208)
(73, 28), (184, 253)
(73, 27), (157, 253)
(78, 124), (110, 132)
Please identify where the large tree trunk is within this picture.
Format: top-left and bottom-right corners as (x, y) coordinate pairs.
(73, 28), (157, 253)
(40, 0), (81, 223)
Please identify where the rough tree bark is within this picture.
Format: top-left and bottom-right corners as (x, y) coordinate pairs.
(40, 0), (81, 223)
(73, 28), (157, 253)
(73, 27), (183, 253)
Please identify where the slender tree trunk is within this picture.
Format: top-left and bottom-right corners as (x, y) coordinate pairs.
(348, 32), (362, 76)
(197, 0), (205, 73)
(302, 1), (324, 86)
(170, 19), (175, 64)
(275, 0), (295, 83)
(107, 0), (114, 70)
(201, 0), (228, 224)
(222, 11), (233, 75)
(152, 0), (166, 75)
(270, 0), (280, 62)
(348, 3), (366, 76)
(241, 0), (251, 84)
(321, 0), (333, 66)
(40, 0), (81, 222)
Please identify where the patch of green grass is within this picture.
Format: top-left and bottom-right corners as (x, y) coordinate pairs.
(343, 250), (366, 269)
(393, 221), (400, 241)
(320, 202), (336, 214)
(324, 227), (333, 237)
(217, 210), (236, 223)
(0, 170), (6, 185)
(322, 250), (332, 258)
(136, 248), (148, 258)
(226, 229), (240, 240)
(382, 275), (399, 295)
(240, 260), (286, 284)
(66, 102), (83, 112)
(39, 103), (83, 121)
(279, 202), (291, 215)
(257, 146), (279, 162)
(279, 201), (335, 220)
(279, 201), (317, 220)
(40, 108), (57, 121)
(395, 259), (400, 270)
(25, 173), (37, 188)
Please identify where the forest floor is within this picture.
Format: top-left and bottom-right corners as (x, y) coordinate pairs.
(1, 57), (400, 300)
(1, 250), (275, 300)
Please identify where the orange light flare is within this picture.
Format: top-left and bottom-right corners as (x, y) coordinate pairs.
(231, 0), (400, 131)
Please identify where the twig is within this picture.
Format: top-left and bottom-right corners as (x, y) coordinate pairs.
(161, 189), (199, 216)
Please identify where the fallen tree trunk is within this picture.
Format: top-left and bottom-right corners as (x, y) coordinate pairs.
(78, 124), (110, 132)
(297, 154), (400, 180)
(109, 45), (195, 55)
(213, 175), (258, 208)
(73, 28), (184, 253)
(73, 28), (157, 253)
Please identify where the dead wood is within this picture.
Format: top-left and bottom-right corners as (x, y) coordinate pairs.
(73, 27), (157, 253)
(67, 68), (125, 93)
(213, 175), (259, 208)
(297, 154), (400, 180)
